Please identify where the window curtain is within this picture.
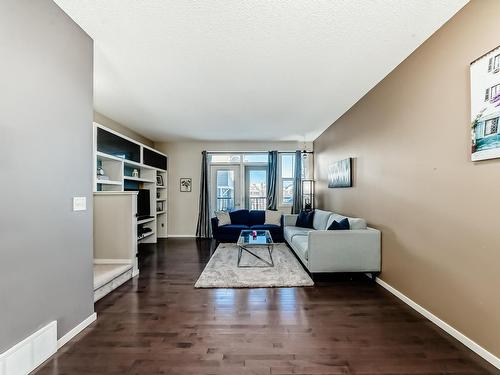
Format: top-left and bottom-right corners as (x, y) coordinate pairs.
(266, 151), (278, 210)
(292, 150), (303, 214)
(196, 151), (211, 238)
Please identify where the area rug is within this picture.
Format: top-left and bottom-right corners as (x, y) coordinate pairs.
(194, 243), (314, 288)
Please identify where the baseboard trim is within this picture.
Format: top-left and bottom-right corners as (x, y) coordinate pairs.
(94, 259), (132, 264)
(0, 321), (57, 375)
(167, 234), (196, 238)
(57, 313), (97, 349)
(376, 277), (500, 369)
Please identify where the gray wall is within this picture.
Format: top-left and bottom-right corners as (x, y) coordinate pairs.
(0, 0), (94, 352)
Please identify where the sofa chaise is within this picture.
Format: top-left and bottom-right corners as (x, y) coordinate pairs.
(211, 209), (284, 243)
(283, 210), (381, 278)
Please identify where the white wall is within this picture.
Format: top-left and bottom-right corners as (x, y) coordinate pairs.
(155, 141), (312, 236)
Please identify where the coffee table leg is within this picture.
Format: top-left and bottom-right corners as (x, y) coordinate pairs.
(237, 245), (243, 267)
(268, 245), (274, 267)
(238, 245), (274, 267)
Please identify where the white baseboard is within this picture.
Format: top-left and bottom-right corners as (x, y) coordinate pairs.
(94, 259), (132, 264)
(0, 321), (57, 375)
(57, 313), (97, 349)
(167, 234), (196, 238)
(376, 277), (500, 369)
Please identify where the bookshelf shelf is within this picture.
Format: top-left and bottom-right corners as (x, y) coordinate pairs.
(138, 231), (155, 241)
(124, 176), (155, 183)
(97, 179), (122, 185)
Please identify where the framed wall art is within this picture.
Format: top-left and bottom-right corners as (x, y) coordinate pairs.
(328, 158), (352, 188)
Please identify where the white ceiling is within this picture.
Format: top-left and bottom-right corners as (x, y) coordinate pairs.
(55, 0), (468, 142)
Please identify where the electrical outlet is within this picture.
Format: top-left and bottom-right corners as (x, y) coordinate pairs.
(73, 197), (87, 211)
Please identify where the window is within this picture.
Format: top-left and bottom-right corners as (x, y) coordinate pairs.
(246, 167), (267, 210)
(494, 54), (500, 72)
(280, 153), (295, 205)
(243, 153), (268, 163)
(282, 180), (294, 205)
(215, 169), (235, 211)
(210, 154), (240, 163)
(208, 151), (311, 209)
(485, 88), (490, 102)
(490, 84), (500, 101)
(484, 117), (499, 136)
(209, 153), (267, 211)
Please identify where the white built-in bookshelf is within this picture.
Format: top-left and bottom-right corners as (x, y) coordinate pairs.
(93, 123), (168, 241)
(92, 123), (168, 301)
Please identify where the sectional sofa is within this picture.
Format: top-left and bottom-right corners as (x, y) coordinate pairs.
(283, 209), (381, 277)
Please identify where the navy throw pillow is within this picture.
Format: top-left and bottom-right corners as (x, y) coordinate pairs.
(296, 210), (315, 228)
(328, 218), (350, 230)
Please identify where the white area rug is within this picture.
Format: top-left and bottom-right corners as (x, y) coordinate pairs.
(194, 243), (314, 288)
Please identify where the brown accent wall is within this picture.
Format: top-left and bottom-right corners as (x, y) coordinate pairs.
(314, 0), (500, 358)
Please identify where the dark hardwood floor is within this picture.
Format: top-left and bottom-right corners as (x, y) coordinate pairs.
(35, 238), (498, 374)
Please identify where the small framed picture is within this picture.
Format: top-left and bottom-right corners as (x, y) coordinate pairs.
(156, 175), (164, 186)
(180, 177), (192, 192)
(156, 201), (164, 212)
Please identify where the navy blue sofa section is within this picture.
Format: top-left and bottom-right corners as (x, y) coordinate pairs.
(211, 209), (284, 243)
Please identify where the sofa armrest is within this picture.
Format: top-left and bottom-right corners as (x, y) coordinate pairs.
(307, 228), (381, 273)
(211, 217), (219, 237)
(283, 214), (298, 227)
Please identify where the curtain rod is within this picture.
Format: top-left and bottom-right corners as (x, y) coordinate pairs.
(206, 150), (313, 154)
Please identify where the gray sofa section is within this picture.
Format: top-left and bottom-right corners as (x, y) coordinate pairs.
(283, 210), (381, 274)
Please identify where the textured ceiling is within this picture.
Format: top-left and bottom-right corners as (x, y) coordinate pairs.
(54, 0), (468, 141)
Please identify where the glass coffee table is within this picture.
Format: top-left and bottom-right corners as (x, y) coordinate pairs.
(236, 230), (274, 267)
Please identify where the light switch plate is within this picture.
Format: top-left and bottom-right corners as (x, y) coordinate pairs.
(73, 197), (87, 211)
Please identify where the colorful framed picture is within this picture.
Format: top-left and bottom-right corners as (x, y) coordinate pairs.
(328, 158), (352, 188)
(180, 178), (192, 192)
(470, 45), (500, 161)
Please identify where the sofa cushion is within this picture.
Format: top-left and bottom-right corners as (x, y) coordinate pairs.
(313, 209), (332, 230)
(291, 235), (309, 261)
(296, 210), (314, 228)
(284, 226), (313, 243)
(348, 218), (367, 230)
(327, 213), (367, 230)
(265, 210), (281, 225)
(229, 209), (250, 225)
(248, 210), (264, 226)
(215, 211), (231, 226)
(327, 218), (350, 230)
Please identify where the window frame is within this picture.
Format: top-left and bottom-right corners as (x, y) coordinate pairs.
(484, 117), (499, 137)
(490, 84), (500, 101)
(278, 153), (295, 207)
(494, 54), (500, 72)
(245, 165), (268, 210)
